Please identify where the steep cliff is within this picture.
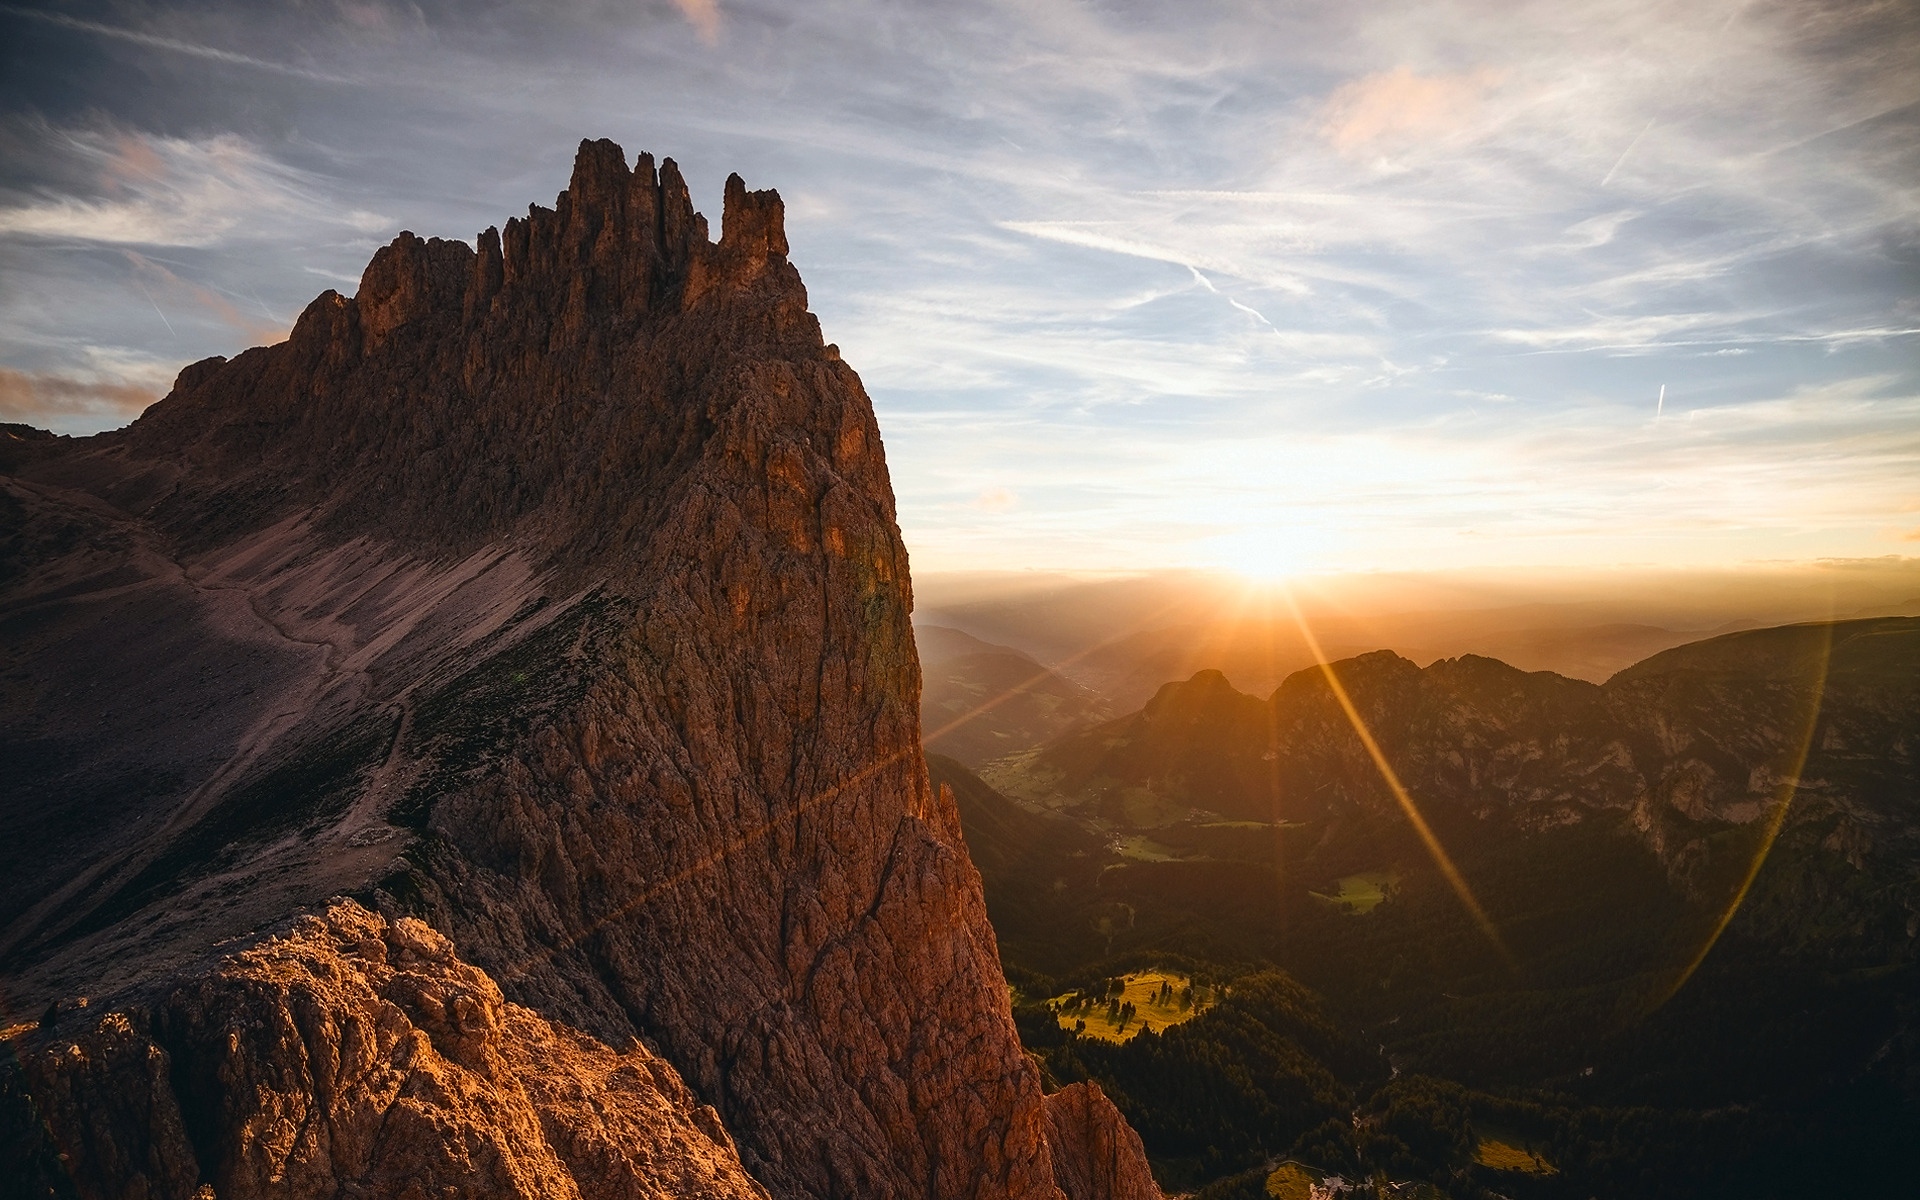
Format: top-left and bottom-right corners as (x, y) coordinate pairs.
(0, 140), (1160, 1200)
(1040, 1085), (1161, 1200)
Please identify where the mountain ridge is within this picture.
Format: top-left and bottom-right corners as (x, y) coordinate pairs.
(1, 139), (1159, 1200)
(987, 616), (1919, 958)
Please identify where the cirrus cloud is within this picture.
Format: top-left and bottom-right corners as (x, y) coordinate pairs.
(0, 128), (387, 248)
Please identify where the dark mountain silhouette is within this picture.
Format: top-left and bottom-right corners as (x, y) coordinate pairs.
(914, 570), (1920, 705)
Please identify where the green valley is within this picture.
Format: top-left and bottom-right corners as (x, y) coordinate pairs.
(936, 616), (1920, 1198)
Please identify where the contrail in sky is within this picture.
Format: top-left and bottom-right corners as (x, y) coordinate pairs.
(134, 279), (175, 337)
(1602, 119), (1657, 187)
(0, 5), (355, 84)
(1656, 383), (1665, 421)
(1188, 264), (1280, 331)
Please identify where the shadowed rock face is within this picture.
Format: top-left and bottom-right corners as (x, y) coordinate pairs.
(0, 140), (1160, 1200)
(1042, 1084), (1161, 1200)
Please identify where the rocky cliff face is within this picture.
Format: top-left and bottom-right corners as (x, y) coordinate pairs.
(0, 140), (1160, 1200)
(12, 901), (768, 1200)
(1039, 1084), (1162, 1200)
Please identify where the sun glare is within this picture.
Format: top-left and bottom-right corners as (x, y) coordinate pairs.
(1209, 527), (1313, 583)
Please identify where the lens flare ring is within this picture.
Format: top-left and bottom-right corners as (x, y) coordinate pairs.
(1646, 621), (1836, 1015)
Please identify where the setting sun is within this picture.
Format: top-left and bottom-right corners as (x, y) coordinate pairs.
(1204, 527), (1318, 582)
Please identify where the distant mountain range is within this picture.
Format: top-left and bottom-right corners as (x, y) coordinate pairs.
(916, 570), (1920, 708)
(978, 616), (1918, 961)
(930, 615), (1919, 1197)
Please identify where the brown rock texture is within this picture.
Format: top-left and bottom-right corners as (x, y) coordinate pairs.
(1042, 1084), (1162, 1200)
(0, 140), (1162, 1199)
(15, 900), (766, 1200)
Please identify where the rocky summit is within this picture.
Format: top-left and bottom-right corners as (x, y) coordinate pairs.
(0, 139), (1161, 1200)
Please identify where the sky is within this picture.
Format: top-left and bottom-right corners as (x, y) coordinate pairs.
(1, 0), (1916, 577)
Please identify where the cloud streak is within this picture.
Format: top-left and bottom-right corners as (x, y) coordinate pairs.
(0, 4), (355, 84)
(0, 366), (159, 427)
(1320, 66), (1507, 153)
(0, 128), (387, 247)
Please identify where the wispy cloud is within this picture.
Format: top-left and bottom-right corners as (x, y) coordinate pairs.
(0, 4), (355, 84)
(1320, 66), (1508, 154)
(120, 250), (287, 343)
(0, 128), (387, 247)
(0, 365), (162, 428)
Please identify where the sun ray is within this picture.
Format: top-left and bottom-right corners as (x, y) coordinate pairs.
(1274, 585), (1514, 965)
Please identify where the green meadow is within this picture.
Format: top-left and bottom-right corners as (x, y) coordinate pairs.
(1047, 971), (1217, 1043)
(1309, 870), (1397, 914)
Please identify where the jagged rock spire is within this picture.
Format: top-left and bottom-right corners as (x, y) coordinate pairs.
(4, 138), (1162, 1200)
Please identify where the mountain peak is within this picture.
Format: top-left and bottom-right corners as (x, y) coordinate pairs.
(2, 138), (1162, 1200)
(721, 169), (788, 259)
(1142, 668), (1259, 721)
(357, 229), (473, 347)
(114, 138), (832, 567)
(567, 134), (632, 202)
